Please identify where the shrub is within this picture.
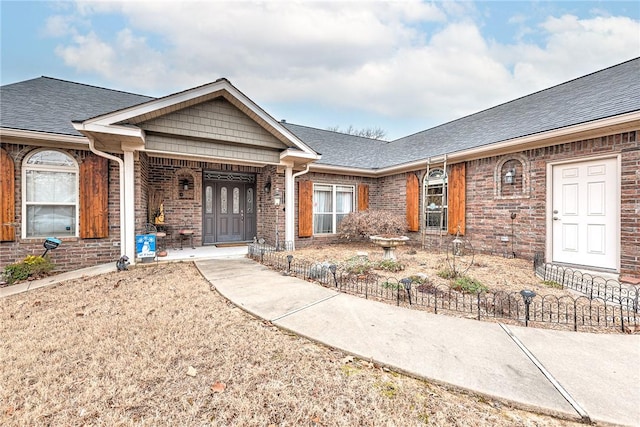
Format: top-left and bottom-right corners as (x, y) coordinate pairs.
(341, 256), (373, 275)
(3, 255), (54, 285)
(452, 276), (488, 294)
(376, 259), (405, 273)
(437, 268), (457, 279)
(542, 280), (563, 289)
(338, 210), (408, 240)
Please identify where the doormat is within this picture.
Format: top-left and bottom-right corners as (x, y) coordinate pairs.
(214, 243), (249, 248)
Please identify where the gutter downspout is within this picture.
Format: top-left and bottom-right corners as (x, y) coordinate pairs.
(87, 137), (127, 259)
(287, 164), (311, 250)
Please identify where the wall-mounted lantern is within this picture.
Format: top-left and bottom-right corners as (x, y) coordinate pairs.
(504, 168), (516, 185)
(274, 189), (282, 206)
(263, 178), (271, 194)
(180, 178), (189, 191)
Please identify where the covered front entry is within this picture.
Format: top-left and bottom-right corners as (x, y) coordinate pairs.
(551, 157), (619, 271)
(202, 171), (256, 244)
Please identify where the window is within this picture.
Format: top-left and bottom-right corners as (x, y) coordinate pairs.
(313, 184), (354, 234)
(424, 168), (447, 230)
(23, 150), (78, 237)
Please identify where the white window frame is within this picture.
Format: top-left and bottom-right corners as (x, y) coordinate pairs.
(313, 183), (355, 234)
(22, 149), (79, 239)
(424, 168), (448, 231)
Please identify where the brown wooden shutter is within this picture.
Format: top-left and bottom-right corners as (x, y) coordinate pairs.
(358, 184), (369, 211)
(448, 163), (466, 235)
(298, 180), (313, 237)
(0, 148), (16, 241)
(406, 174), (419, 232)
(79, 153), (109, 238)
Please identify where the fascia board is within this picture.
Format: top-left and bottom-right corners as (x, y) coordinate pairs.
(308, 112), (640, 178)
(279, 148), (321, 161)
(0, 128), (89, 145)
(73, 122), (145, 139)
(438, 111), (640, 163)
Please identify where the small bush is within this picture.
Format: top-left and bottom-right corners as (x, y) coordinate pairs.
(341, 256), (372, 275)
(338, 210), (408, 240)
(3, 255), (54, 285)
(542, 280), (563, 289)
(452, 276), (488, 294)
(437, 268), (457, 279)
(381, 280), (401, 290)
(376, 259), (405, 272)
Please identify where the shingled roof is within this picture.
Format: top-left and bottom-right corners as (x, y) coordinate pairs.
(283, 57), (640, 169)
(0, 76), (155, 137)
(2, 58), (638, 169)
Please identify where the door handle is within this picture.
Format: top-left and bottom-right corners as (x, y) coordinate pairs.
(553, 217), (560, 221)
(241, 210), (244, 221)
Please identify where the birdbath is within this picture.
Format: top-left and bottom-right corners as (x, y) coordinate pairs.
(369, 235), (410, 260)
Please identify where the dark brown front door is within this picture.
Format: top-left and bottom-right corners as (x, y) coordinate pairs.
(202, 173), (256, 244)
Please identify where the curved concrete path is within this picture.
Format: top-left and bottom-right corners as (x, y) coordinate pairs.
(197, 257), (640, 427)
(3, 254), (637, 426)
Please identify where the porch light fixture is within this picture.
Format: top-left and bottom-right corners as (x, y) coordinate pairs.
(180, 178), (189, 190)
(504, 168), (516, 185)
(263, 178), (271, 194)
(273, 189), (281, 206)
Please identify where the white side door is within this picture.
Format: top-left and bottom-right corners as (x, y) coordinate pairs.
(551, 157), (618, 270)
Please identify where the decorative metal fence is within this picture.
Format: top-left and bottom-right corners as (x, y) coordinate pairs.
(248, 249), (639, 333)
(533, 254), (639, 313)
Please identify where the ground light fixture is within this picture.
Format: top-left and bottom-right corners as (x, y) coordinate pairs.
(329, 264), (338, 287)
(520, 289), (536, 327)
(42, 237), (61, 257)
(286, 254), (293, 273)
(400, 278), (413, 305)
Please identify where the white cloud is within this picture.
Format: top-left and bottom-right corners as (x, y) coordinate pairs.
(48, 2), (640, 132)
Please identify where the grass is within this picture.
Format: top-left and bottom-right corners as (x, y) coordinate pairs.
(0, 262), (581, 426)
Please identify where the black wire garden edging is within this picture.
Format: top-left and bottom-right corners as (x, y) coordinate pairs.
(248, 244), (639, 333)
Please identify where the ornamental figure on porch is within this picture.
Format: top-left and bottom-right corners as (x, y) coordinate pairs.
(155, 203), (165, 224)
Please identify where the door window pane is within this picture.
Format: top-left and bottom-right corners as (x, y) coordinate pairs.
(233, 187), (240, 214)
(220, 187), (228, 214)
(205, 186), (213, 214)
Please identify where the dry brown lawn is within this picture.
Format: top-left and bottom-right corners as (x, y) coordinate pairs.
(0, 261), (584, 426)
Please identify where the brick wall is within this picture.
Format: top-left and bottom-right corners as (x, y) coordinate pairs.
(1, 143), (121, 272)
(465, 130), (639, 277)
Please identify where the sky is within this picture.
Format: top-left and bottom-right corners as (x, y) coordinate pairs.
(1, 1), (639, 140)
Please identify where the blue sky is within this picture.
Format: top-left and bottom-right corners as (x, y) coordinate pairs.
(2, 1), (639, 140)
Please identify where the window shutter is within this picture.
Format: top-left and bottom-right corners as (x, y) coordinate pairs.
(298, 180), (313, 237)
(448, 163), (466, 235)
(80, 154), (109, 238)
(406, 174), (419, 232)
(0, 148), (15, 241)
(358, 184), (369, 211)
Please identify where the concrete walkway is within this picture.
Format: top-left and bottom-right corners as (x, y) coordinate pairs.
(197, 257), (640, 427)
(2, 254), (638, 426)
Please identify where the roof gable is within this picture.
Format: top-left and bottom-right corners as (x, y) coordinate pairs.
(76, 78), (318, 157)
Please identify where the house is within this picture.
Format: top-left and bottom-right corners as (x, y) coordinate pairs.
(1, 58), (639, 279)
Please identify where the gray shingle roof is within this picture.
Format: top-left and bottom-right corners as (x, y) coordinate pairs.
(2, 58), (638, 169)
(0, 76), (155, 136)
(382, 57), (640, 168)
(281, 122), (389, 168)
(283, 58), (639, 169)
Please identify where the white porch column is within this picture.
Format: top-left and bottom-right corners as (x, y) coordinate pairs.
(123, 150), (136, 262)
(284, 165), (295, 249)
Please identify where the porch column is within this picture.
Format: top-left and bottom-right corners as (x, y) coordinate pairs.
(284, 165), (295, 249)
(123, 149), (136, 262)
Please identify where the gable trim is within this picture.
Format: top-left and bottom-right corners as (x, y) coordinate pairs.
(75, 79), (319, 160)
